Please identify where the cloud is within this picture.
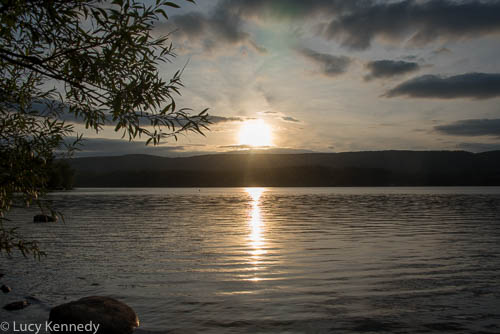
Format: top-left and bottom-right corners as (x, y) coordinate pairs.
(323, 0), (500, 50)
(282, 116), (300, 123)
(161, 9), (265, 53)
(218, 145), (315, 154)
(172, 11), (246, 43)
(456, 142), (500, 153)
(219, 144), (271, 149)
(221, 0), (356, 20)
(435, 119), (500, 137)
(217, 0), (500, 50)
(208, 115), (245, 123)
(167, 0), (358, 53)
(385, 73), (500, 99)
(297, 47), (352, 77)
(65, 138), (188, 157)
(433, 47), (452, 56)
(365, 60), (420, 81)
(46, 104), (242, 126)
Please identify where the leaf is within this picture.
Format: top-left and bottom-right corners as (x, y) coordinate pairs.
(156, 8), (168, 19)
(164, 2), (181, 8)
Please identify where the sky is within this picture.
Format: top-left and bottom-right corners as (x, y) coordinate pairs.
(75, 0), (500, 157)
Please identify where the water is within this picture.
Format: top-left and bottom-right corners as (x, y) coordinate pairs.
(1, 187), (500, 333)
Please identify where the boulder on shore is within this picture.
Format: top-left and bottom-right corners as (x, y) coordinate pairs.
(33, 214), (58, 223)
(49, 296), (139, 334)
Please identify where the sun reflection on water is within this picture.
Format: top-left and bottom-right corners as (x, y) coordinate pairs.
(246, 188), (267, 274)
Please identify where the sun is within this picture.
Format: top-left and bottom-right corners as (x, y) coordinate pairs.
(238, 119), (273, 147)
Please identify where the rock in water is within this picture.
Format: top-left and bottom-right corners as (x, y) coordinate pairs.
(3, 300), (30, 311)
(49, 296), (139, 334)
(33, 214), (58, 223)
(1, 284), (11, 293)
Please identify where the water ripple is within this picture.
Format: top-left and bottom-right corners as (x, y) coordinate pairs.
(2, 187), (500, 333)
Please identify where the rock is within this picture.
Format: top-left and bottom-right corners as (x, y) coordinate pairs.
(1, 284), (11, 293)
(49, 296), (139, 334)
(3, 300), (30, 311)
(33, 214), (58, 223)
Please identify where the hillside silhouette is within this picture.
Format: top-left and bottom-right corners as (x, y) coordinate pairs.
(69, 150), (500, 187)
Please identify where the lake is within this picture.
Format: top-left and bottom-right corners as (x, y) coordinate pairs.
(1, 187), (500, 333)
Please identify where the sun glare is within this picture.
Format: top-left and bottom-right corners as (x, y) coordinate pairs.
(238, 119), (273, 147)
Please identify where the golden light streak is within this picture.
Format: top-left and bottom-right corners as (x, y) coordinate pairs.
(245, 188), (267, 281)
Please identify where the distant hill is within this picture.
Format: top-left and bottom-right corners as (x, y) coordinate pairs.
(68, 150), (500, 187)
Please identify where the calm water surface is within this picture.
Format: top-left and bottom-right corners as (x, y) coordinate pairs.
(1, 187), (500, 333)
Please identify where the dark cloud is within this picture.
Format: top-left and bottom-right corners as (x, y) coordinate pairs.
(64, 138), (187, 157)
(161, 1), (370, 52)
(219, 0), (500, 50)
(365, 60), (420, 80)
(173, 10), (247, 43)
(28, 100), (117, 126)
(162, 8), (265, 52)
(385, 73), (500, 99)
(220, 0), (359, 20)
(31, 98), (242, 129)
(282, 116), (300, 123)
(208, 115), (245, 123)
(435, 119), (500, 137)
(51, 106), (240, 126)
(297, 47), (351, 77)
(323, 0), (500, 50)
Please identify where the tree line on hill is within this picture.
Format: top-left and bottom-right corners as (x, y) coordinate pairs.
(48, 160), (75, 190)
(68, 151), (500, 187)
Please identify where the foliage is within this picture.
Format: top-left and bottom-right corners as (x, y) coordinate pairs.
(48, 160), (76, 190)
(0, 0), (210, 258)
